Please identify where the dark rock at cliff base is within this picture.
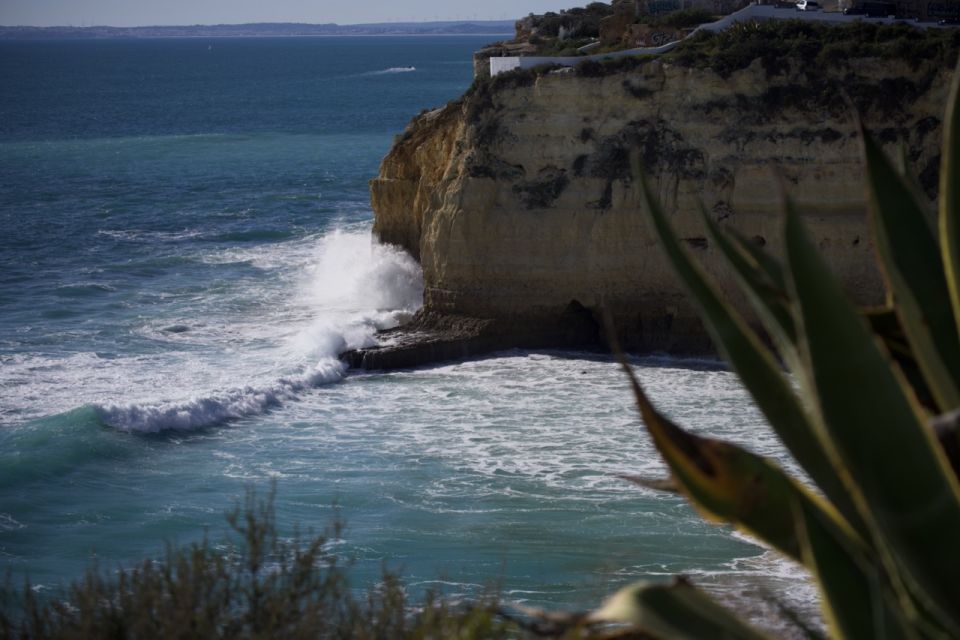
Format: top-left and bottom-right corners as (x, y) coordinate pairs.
(340, 304), (601, 371)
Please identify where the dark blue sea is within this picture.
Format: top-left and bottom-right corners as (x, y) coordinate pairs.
(0, 36), (811, 621)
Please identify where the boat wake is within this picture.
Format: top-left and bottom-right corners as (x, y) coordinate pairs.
(369, 66), (416, 75)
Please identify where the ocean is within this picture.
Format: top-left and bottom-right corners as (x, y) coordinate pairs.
(0, 35), (813, 625)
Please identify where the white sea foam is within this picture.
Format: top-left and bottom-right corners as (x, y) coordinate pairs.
(279, 349), (817, 623)
(299, 229), (422, 314)
(4, 229), (423, 432)
(94, 360), (346, 433)
(97, 228), (205, 242)
(0, 513), (25, 531)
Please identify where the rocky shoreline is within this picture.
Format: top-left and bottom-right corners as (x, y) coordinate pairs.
(340, 306), (602, 370)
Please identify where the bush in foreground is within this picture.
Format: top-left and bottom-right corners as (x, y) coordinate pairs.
(0, 489), (511, 639)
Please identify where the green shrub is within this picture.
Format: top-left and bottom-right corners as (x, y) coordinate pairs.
(664, 19), (960, 77)
(554, 19), (958, 81)
(0, 488), (512, 639)
(535, 36), (598, 56)
(645, 8), (715, 29)
(524, 3), (612, 41)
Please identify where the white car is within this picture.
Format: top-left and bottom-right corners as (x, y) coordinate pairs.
(796, 0), (821, 9)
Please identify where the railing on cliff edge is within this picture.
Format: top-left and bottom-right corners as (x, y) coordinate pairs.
(489, 3), (947, 77)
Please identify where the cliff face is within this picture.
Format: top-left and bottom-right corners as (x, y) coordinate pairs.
(370, 56), (949, 353)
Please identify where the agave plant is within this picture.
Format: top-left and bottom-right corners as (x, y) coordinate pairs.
(584, 67), (960, 638)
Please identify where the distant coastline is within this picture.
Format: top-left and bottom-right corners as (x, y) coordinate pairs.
(0, 21), (515, 39)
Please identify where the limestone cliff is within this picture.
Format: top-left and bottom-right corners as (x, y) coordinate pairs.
(368, 50), (950, 358)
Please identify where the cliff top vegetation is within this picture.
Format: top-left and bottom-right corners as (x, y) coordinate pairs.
(586, 19), (960, 77)
(665, 18), (960, 76)
(512, 1), (718, 56)
(480, 18), (960, 91)
(535, 8), (717, 56)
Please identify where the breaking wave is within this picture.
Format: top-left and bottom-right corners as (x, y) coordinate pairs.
(93, 360), (346, 433)
(22, 229), (423, 434)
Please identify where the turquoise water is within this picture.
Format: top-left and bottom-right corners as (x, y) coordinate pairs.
(0, 36), (812, 624)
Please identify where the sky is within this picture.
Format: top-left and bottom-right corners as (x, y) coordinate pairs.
(0, 0), (577, 27)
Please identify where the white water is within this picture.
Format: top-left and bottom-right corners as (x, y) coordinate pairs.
(1, 229), (819, 630)
(93, 361), (347, 433)
(1, 230), (424, 432)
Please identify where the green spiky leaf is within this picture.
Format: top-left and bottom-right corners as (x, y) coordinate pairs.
(861, 123), (960, 412)
(618, 355), (852, 565)
(941, 59), (960, 340)
(864, 306), (938, 412)
(785, 204), (960, 631)
(699, 207), (797, 349)
(795, 497), (911, 640)
(636, 166), (863, 532)
(726, 227), (789, 296)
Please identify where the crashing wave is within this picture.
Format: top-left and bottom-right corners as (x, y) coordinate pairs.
(93, 359), (345, 433)
(84, 230), (423, 434)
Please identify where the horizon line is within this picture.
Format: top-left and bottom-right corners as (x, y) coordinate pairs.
(0, 18), (518, 30)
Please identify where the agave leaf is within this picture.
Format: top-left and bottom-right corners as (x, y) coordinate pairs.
(636, 166), (864, 533)
(864, 307), (911, 359)
(617, 354), (854, 565)
(794, 497), (912, 640)
(931, 409), (960, 480)
(619, 357), (913, 639)
(864, 307), (938, 412)
(941, 59), (960, 340)
(725, 227), (789, 296)
(762, 596), (828, 640)
(861, 123), (960, 412)
(784, 204), (960, 631)
(618, 475), (681, 494)
(894, 142), (932, 214)
(700, 207), (796, 344)
(589, 578), (771, 640)
(698, 206), (799, 366)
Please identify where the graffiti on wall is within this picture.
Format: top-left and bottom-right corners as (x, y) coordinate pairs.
(649, 31), (674, 45)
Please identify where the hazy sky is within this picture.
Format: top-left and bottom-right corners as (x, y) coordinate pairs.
(0, 1), (576, 27)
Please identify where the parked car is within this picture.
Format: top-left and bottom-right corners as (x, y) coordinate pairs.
(843, 6), (865, 14)
(939, 17), (960, 24)
(796, 0), (820, 10)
